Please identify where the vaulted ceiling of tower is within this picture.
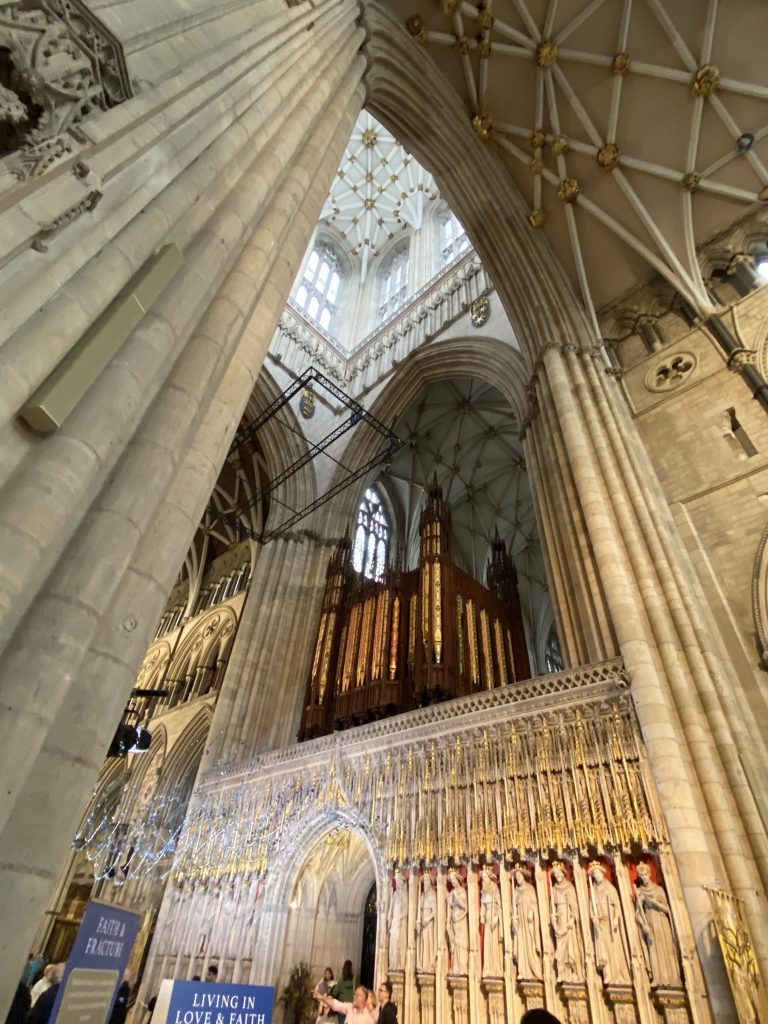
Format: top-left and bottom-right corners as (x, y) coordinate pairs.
(385, 0), (768, 319)
(381, 377), (548, 636)
(321, 110), (440, 281)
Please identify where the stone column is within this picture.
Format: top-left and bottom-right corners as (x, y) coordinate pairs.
(557, 983), (590, 1024)
(603, 986), (638, 1024)
(480, 977), (506, 1024)
(0, 0), (365, 1000)
(448, 974), (469, 1024)
(525, 340), (768, 1017)
(203, 531), (335, 767)
(652, 989), (690, 1024)
(416, 972), (436, 1024)
(517, 980), (545, 1015)
(524, 388), (615, 666)
(389, 969), (406, 1022)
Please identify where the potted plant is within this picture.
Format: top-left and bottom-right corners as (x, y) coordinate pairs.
(278, 962), (316, 1024)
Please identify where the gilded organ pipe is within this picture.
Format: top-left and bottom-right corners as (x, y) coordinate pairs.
(467, 599), (479, 686)
(494, 618), (507, 687)
(421, 561), (430, 649)
(456, 595), (465, 678)
(318, 610), (335, 705)
(310, 611), (326, 695)
(505, 627), (515, 683)
(342, 606), (359, 692)
(358, 595), (374, 686)
(433, 560), (442, 664)
(480, 609), (494, 689)
(389, 595), (400, 681)
(408, 595), (417, 670)
(335, 623), (348, 694)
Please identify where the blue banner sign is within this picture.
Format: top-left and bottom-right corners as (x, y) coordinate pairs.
(51, 901), (141, 1024)
(167, 981), (274, 1024)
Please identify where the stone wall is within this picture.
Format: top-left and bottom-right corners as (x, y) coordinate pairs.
(612, 278), (768, 745)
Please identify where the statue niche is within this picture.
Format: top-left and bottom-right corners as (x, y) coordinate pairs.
(387, 868), (408, 971)
(480, 865), (503, 977)
(416, 872), (437, 973)
(299, 480), (529, 738)
(634, 861), (682, 988)
(588, 860), (632, 987)
(549, 859), (584, 984)
(446, 867), (469, 976)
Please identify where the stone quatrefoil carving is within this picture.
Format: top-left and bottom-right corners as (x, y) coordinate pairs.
(1, 0), (132, 180)
(645, 352), (696, 393)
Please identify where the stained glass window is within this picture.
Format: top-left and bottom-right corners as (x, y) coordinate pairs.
(294, 244), (342, 332)
(352, 488), (390, 580)
(440, 214), (469, 265)
(378, 242), (410, 322)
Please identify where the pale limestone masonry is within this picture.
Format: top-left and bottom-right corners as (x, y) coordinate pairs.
(0, 2), (767, 1022)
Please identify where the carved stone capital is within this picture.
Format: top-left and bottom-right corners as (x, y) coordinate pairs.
(726, 347), (758, 372)
(517, 980), (545, 1010)
(558, 983), (590, 1024)
(603, 984), (637, 1024)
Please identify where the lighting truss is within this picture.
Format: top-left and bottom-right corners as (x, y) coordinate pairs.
(227, 367), (402, 543)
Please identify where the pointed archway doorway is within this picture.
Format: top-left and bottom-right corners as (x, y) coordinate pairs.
(359, 882), (377, 990)
(277, 827), (377, 1008)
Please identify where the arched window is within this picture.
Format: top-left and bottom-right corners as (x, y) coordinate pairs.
(544, 627), (564, 674)
(294, 244), (342, 332)
(378, 242), (410, 322)
(440, 213), (469, 265)
(352, 488), (390, 580)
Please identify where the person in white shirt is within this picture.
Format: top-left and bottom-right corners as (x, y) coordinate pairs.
(30, 965), (56, 1007)
(314, 985), (376, 1023)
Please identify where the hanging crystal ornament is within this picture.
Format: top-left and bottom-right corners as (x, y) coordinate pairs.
(73, 787), (192, 885)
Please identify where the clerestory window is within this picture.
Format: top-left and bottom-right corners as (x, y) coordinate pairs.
(544, 626), (564, 674)
(378, 242), (410, 322)
(440, 213), (469, 265)
(294, 245), (342, 332)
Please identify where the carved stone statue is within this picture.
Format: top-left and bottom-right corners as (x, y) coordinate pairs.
(446, 868), (469, 975)
(588, 862), (632, 986)
(512, 865), (542, 981)
(388, 869), (409, 970)
(416, 873), (437, 972)
(480, 866), (503, 977)
(549, 861), (584, 984)
(635, 863), (682, 987)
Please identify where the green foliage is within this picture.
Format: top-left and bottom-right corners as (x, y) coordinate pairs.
(278, 962), (316, 1024)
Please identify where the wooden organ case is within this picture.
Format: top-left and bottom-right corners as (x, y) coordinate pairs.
(300, 481), (530, 739)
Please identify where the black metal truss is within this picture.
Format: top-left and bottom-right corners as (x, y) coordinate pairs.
(223, 367), (401, 543)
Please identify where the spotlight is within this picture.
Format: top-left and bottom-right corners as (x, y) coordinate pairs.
(128, 726), (152, 753)
(737, 133), (754, 152)
(107, 722), (152, 757)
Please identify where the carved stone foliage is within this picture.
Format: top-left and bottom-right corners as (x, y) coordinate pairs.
(1, 0), (132, 179)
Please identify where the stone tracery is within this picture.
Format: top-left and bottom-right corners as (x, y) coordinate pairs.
(0, 0), (131, 179)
